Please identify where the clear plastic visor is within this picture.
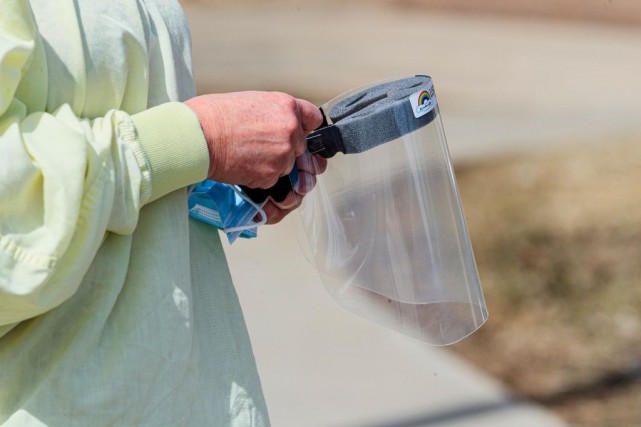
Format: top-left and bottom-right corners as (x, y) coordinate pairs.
(297, 102), (487, 345)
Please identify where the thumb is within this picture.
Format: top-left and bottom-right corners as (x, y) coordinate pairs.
(296, 98), (323, 134)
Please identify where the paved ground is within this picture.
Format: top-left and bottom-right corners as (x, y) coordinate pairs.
(185, 1), (641, 164)
(221, 217), (568, 427)
(184, 2), (641, 426)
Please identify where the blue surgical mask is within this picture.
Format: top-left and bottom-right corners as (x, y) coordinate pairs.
(188, 181), (267, 244)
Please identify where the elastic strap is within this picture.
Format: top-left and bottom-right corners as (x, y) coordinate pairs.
(223, 186), (268, 234)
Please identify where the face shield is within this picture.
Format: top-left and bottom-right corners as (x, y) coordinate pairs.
(295, 75), (487, 345)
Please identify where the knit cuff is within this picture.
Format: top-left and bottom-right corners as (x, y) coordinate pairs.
(131, 102), (209, 203)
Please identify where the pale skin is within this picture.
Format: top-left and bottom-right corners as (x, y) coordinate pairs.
(184, 91), (328, 225)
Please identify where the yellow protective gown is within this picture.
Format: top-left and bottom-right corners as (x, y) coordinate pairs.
(0, 0), (269, 425)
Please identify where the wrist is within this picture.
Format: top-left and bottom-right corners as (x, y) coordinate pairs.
(184, 96), (225, 180)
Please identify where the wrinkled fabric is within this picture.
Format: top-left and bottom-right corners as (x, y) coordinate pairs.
(0, 0), (269, 425)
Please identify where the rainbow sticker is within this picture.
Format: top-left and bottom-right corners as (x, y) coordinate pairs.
(409, 83), (437, 118)
(417, 90), (431, 107)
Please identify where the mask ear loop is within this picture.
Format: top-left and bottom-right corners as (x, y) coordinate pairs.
(187, 184), (196, 198)
(223, 185), (268, 234)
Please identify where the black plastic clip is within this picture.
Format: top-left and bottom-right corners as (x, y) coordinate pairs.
(306, 125), (344, 159)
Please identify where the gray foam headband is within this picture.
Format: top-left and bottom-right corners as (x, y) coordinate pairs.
(241, 75), (438, 203)
(307, 75), (438, 158)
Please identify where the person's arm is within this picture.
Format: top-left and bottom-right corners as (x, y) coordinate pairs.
(1, 1), (324, 328)
(0, 0), (212, 327)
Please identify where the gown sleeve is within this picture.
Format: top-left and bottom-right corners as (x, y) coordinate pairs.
(0, 0), (210, 326)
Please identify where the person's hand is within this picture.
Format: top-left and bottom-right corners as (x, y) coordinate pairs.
(261, 151), (328, 224)
(185, 91), (323, 189)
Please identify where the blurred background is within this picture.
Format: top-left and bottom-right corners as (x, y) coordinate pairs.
(181, 1), (641, 426)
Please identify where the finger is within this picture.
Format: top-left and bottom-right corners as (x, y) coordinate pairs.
(310, 154), (328, 175)
(282, 160), (296, 176)
(282, 149), (302, 176)
(296, 98), (323, 134)
(263, 202), (293, 225)
(293, 171), (316, 196)
(296, 152), (327, 175)
(269, 190), (300, 210)
(260, 174), (280, 189)
(293, 132), (307, 158)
